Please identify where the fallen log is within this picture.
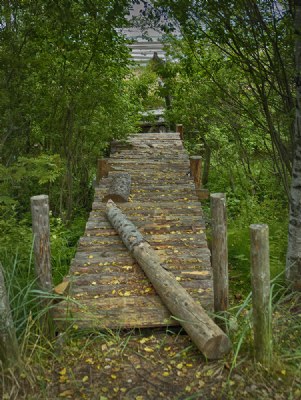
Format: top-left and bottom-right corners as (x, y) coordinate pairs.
(102, 173), (131, 203)
(105, 200), (231, 360)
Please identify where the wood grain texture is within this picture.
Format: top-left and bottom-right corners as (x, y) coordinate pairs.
(31, 195), (52, 292)
(250, 224), (272, 366)
(211, 193), (228, 314)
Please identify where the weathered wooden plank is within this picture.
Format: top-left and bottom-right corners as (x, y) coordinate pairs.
(54, 131), (213, 331)
(54, 294), (214, 330)
(54, 296), (178, 329)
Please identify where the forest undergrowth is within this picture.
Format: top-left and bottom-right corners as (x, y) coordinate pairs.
(1, 182), (301, 400)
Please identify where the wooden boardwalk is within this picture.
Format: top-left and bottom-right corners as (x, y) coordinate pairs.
(54, 132), (212, 329)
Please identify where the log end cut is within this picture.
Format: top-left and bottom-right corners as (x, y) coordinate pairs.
(203, 334), (232, 360)
(102, 173), (131, 203)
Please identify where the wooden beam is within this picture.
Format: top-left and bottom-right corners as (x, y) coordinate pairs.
(176, 124), (184, 141)
(96, 158), (109, 185)
(31, 195), (52, 293)
(102, 173), (131, 203)
(31, 195), (53, 334)
(105, 200), (231, 360)
(210, 193), (228, 316)
(190, 156), (202, 190)
(250, 224), (272, 366)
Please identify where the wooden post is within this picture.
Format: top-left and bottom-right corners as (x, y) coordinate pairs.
(176, 124), (184, 141)
(102, 173), (131, 203)
(0, 262), (20, 368)
(195, 189), (210, 200)
(250, 224), (272, 366)
(106, 200), (231, 360)
(31, 195), (52, 293)
(96, 158), (109, 185)
(211, 193), (228, 316)
(190, 156), (202, 190)
(31, 195), (54, 334)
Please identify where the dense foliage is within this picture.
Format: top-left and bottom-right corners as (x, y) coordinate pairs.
(0, 0), (139, 221)
(0, 0), (142, 333)
(137, 0), (301, 287)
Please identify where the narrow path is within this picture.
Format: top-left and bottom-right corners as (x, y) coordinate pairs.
(54, 132), (212, 329)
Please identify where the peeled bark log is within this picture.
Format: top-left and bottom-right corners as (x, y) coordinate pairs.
(105, 200), (231, 359)
(102, 173), (131, 203)
(250, 224), (272, 367)
(31, 195), (54, 335)
(31, 195), (52, 292)
(211, 193), (228, 314)
(190, 156), (202, 190)
(0, 262), (20, 368)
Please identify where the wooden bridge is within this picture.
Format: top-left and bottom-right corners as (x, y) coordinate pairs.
(54, 132), (213, 330)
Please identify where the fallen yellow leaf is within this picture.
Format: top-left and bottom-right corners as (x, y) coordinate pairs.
(59, 367), (67, 376)
(59, 390), (73, 398)
(143, 346), (154, 353)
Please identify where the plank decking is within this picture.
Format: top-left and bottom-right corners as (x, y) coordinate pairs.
(54, 132), (213, 329)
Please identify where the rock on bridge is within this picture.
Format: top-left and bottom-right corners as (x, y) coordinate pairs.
(54, 132), (213, 329)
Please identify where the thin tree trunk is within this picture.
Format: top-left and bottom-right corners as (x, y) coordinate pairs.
(0, 262), (20, 368)
(286, 0), (301, 290)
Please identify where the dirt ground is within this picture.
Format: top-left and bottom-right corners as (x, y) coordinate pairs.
(3, 326), (300, 400)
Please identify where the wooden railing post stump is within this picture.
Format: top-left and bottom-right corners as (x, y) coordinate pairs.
(96, 158), (109, 185)
(0, 262), (20, 368)
(176, 124), (184, 141)
(31, 195), (53, 334)
(211, 193), (228, 327)
(189, 156), (203, 190)
(250, 224), (272, 367)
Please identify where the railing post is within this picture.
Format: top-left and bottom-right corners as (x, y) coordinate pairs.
(189, 156), (202, 190)
(250, 224), (272, 366)
(31, 195), (52, 293)
(0, 262), (20, 368)
(176, 124), (184, 141)
(96, 158), (109, 185)
(211, 193), (228, 320)
(31, 195), (53, 334)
